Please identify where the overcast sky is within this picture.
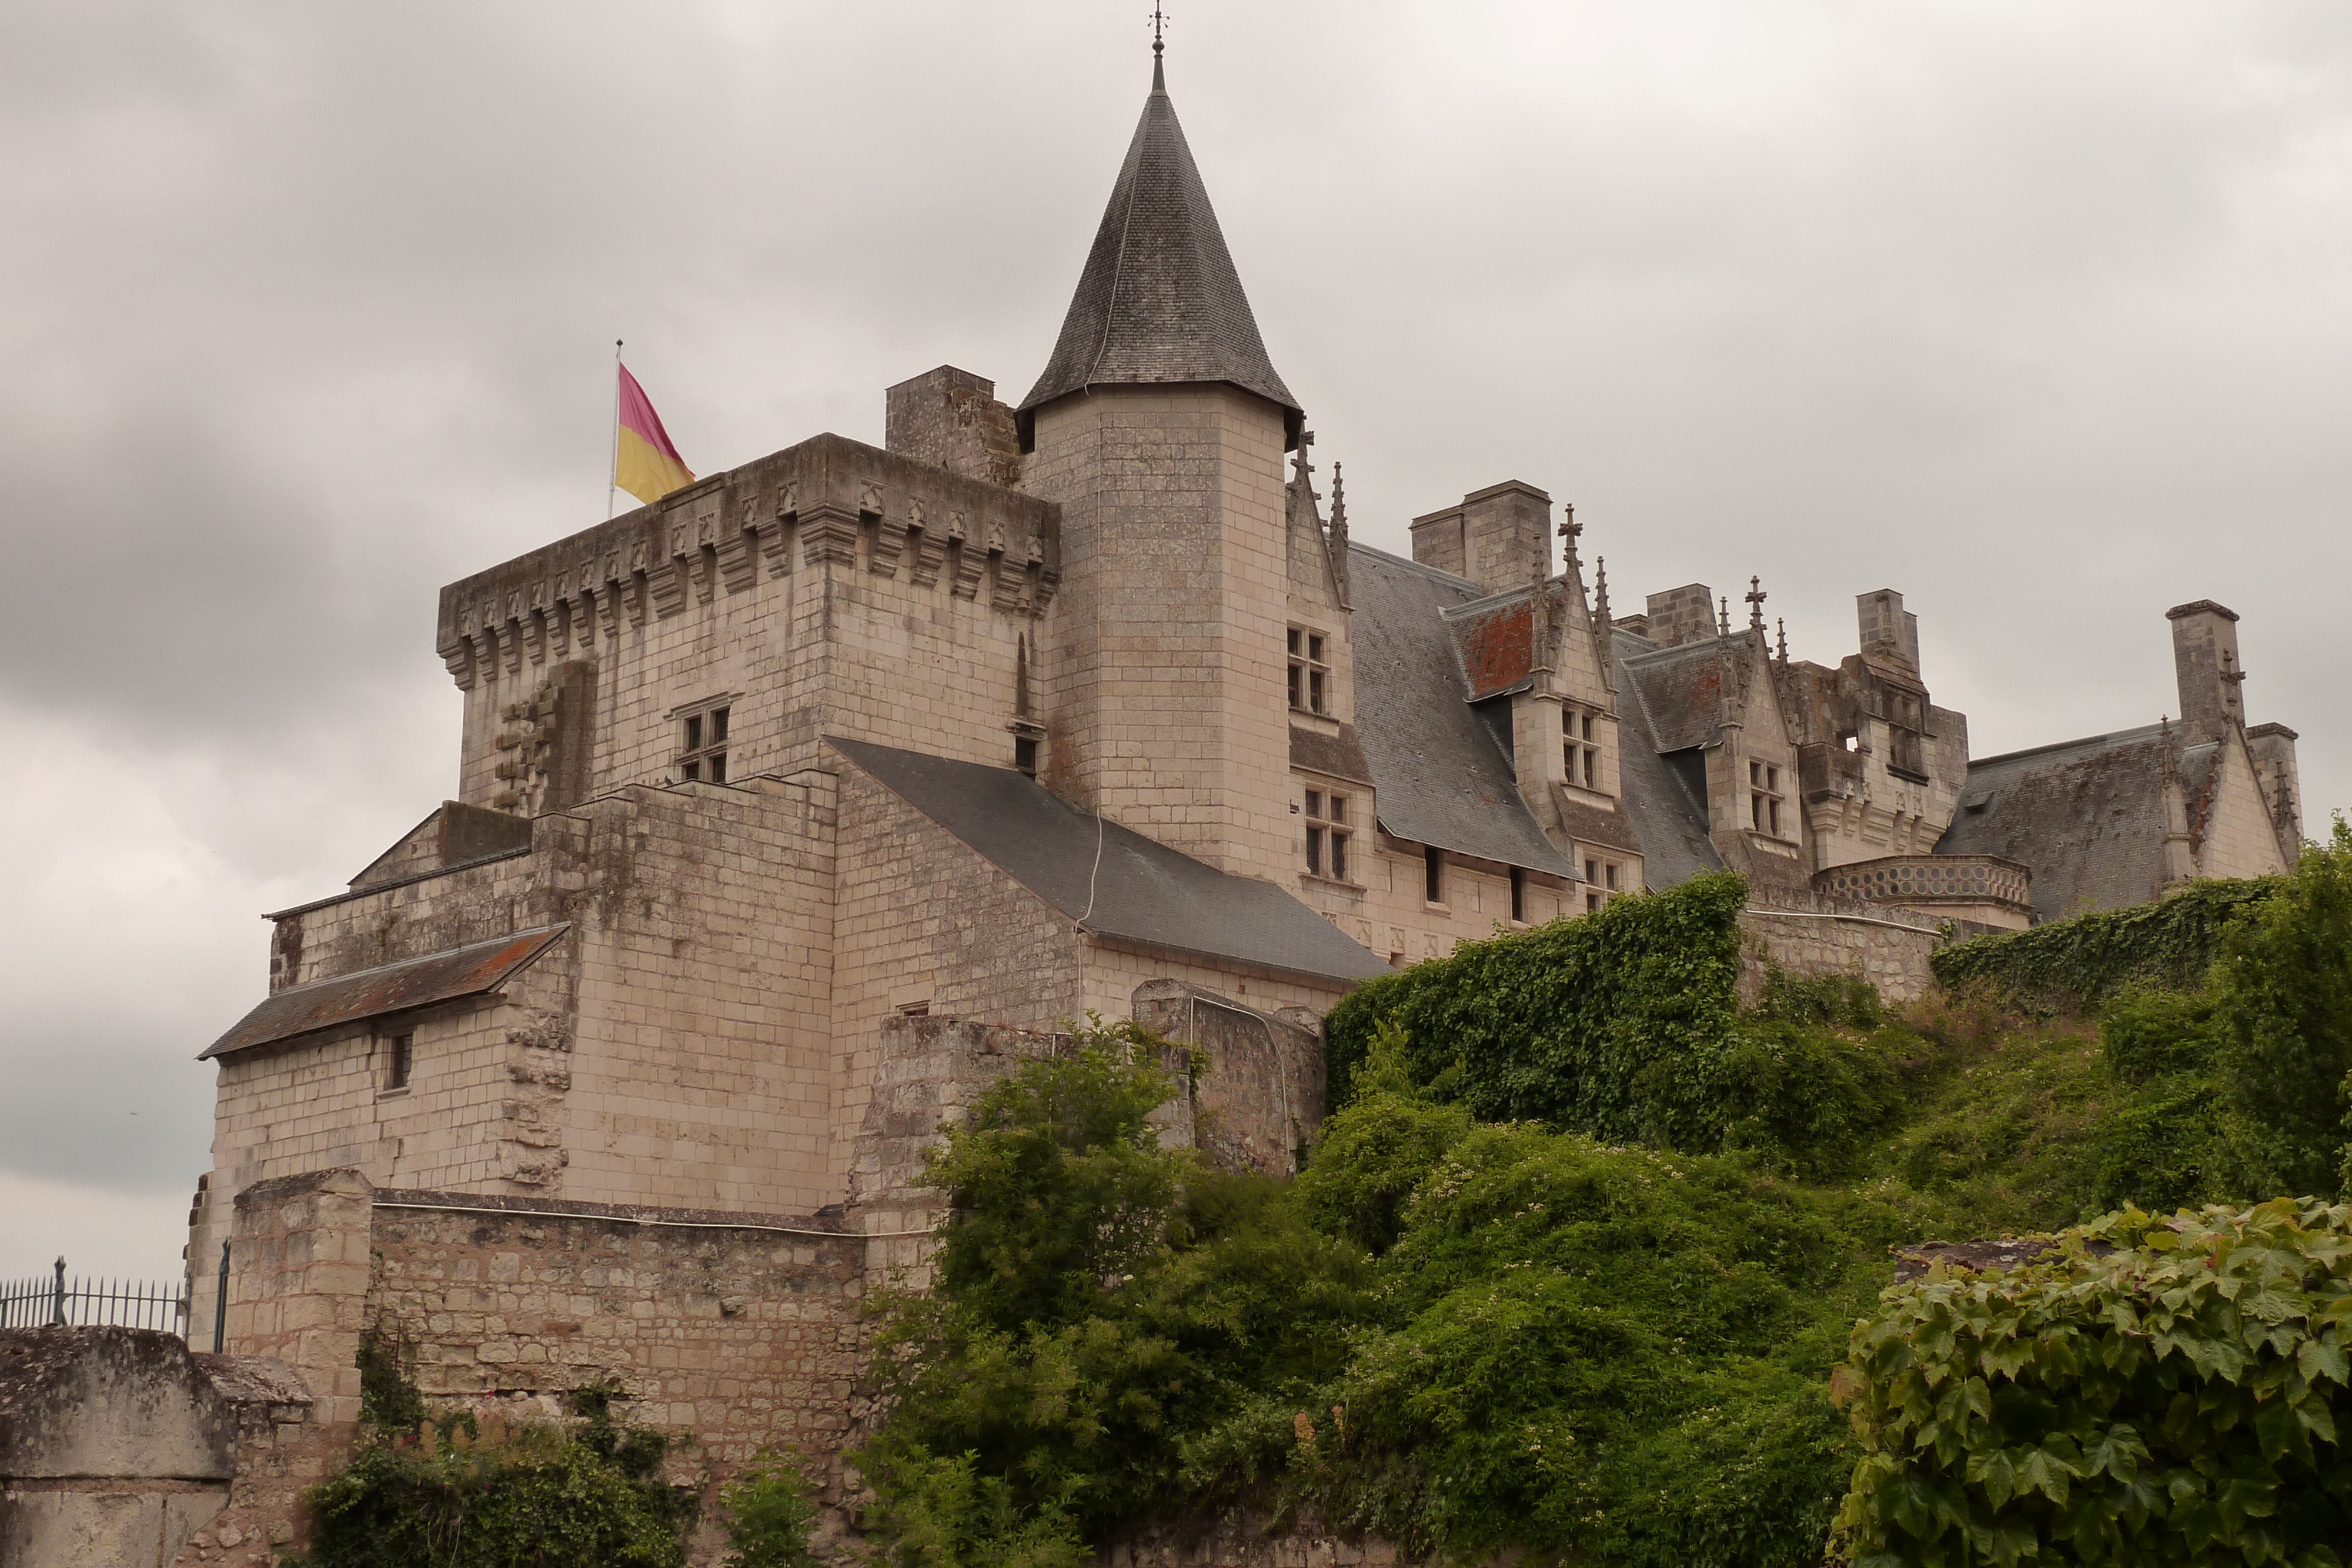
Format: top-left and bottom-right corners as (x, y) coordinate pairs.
(3, 1), (2346, 1283)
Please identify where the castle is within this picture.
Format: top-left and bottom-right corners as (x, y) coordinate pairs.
(174, 46), (2305, 1530)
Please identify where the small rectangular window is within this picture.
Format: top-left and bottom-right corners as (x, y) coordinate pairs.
(1014, 735), (1040, 777)
(1605, 862), (1619, 891)
(1303, 790), (1351, 881)
(387, 1032), (414, 1091)
(1581, 714), (1595, 741)
(1288, 626), (1333, 716)
(1586, 891), (1602, 913)
(1585, 857), (1599, 883)
(677, 699), (733, 784)
(1510, 866), (1526, 923)
(1583, 747), (1598, 788)
(1424, 845), (1444, 904)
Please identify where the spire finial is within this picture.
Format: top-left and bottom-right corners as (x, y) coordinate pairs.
(1718, 595), (1732, 637)
(1151, 2), (1167, 91)
(1746, 575), (1767, 631)
(1593, 555), (1611, 624)
(1558, 502), (1581, 572)
(1775, 616), (1789, 664)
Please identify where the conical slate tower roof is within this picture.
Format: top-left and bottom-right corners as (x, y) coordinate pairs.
(1018, 56), (1302, 449)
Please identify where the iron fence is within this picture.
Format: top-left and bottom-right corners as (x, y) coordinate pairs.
(0, 1258), (187, 1335)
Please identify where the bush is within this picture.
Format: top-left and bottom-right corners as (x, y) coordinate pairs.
(856, 1019), (1371, 1557)
(1260, 1119), (1893, 1568)
(301, 1398), (693, 1568)
(1322, 872), (1749, 1146)
(1929, 878), (2277, 1014)
(1831, 1198), (2352, 1568)
(2212, 820), (2352, 1201)
(719, 1449), (820, 1568)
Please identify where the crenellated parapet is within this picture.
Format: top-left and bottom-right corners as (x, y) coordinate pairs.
(435, 432), (1061, 691)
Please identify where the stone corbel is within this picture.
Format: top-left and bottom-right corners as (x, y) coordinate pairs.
(440, 633), (476, 691)
(757, 483), (798, 579)
(983, 524), (1021, 611)
(948, 510), (983, 600)
(800, 503), (860, 568)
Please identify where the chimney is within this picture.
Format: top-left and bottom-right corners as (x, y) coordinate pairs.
(884, 365), (1022, 489)
(1643, 584), (1715, 648)
(2166, 600), (2244, 741)
(1857, 589), (1920, 671)
(1409, 481), (1551, 592)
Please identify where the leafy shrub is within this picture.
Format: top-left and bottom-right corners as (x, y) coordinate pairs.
(1832, 1198), (2352, 1568)
(1250, 1118), (1894, 1568)
(1930, 878), (2277, 1014)
(719, 1449), (820, 1568)
(356, 1325), (428, 1433)
(301, 1398), (693, 1567)
(856, 1019), (1371, 1560)
(1322, 872), (1749, 1145)
(2211, 820), (2352, 1201)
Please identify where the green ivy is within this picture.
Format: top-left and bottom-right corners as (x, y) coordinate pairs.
(1323, 872), (1749, 1146)
(299, 1396), (693, 1567)
(1929, 880), (2278, 1014)
(1831, 1199), (2352, 1568)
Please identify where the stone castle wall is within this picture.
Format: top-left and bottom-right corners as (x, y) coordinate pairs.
(438, 433), (1060, 813)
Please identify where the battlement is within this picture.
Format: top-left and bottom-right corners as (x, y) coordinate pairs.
(435, 432), (1061, 693)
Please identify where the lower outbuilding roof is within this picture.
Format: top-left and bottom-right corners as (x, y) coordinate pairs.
(201, 925), (569, 1061)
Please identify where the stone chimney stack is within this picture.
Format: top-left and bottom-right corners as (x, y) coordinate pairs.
(1642, 584), (1716, 648)
(2166, 600), (2244, 741)
(1857, 589), (1920, 671)
(1409, 482), (1552, 592)
(885, 365), (1023, 489)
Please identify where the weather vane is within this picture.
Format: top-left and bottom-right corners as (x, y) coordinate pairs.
(1151, 2), (1167, 56)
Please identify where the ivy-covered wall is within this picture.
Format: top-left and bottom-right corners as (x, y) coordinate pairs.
(1929, 877), (2277, 1010)
(1323, 872), (1748, 1146)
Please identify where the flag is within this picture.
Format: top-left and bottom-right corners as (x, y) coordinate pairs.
(614, 363), (694, 504)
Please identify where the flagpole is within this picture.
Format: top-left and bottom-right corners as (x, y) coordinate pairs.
(606, 339), (623, 520)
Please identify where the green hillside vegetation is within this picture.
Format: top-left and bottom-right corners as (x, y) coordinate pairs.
(848, 823), (2352, 1568)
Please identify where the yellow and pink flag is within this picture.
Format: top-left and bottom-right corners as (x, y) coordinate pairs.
(614, 363), (694, 505)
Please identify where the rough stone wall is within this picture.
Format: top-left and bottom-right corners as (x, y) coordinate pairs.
(365, 1191), (864, 1479)
(0, 1327), (317, 1568)
(1132, 980), (1325, 1177)
(1104, 1510), (1402, 1568)
(1736, 891), (1945, 1005)
(830, 760), (1085, 1188)
(201, 773), (844, 1341)
(1028, 386), (1297, 878)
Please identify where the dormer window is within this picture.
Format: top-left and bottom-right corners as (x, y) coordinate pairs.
(1287, 627), (1331, 716)
(1565, 710), (1601, 790)
(679, 701), (731, 784)
(1748, 761), (1785, 837)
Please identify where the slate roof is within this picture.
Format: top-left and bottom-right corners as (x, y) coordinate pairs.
(1344, 545), (1578, 877)
(1610, 628), (1725, 889)
(1622, 637), (1728, 754)
(1935, 724), (2173, 921)
(201, 926), (568, 1060)
(828, 737), (1391, 983)
(1017, 59), (1302, 447)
